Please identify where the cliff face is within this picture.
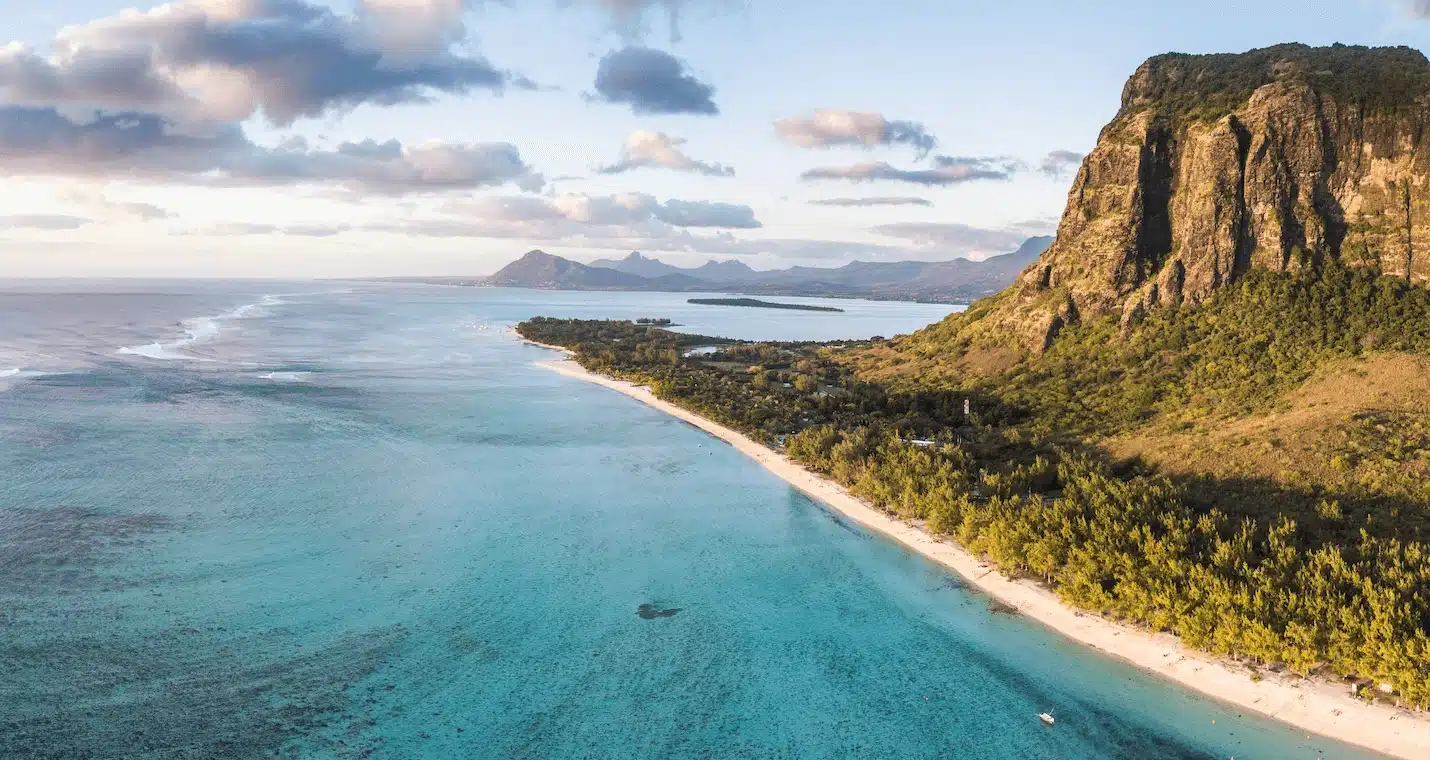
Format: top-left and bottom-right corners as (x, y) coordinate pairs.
(1001, 44), (1430, 349)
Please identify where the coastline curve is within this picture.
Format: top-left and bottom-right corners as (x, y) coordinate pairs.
(528, 342), (1430, 760)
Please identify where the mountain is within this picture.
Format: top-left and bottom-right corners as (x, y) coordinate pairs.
(832, 46), (1430, 706)
(691, 259), (760, 283)
(982, 43), (1430, 350)
(587, 252), (688, 279)
(590, 252), (763, 284)
(485, 250), (674, 290)
(577, 237), (1054, 301)
(895, 235), (1051, 298)
(513, 47), (1430, 710)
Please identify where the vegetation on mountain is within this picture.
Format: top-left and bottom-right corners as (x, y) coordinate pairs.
(1128, 43), (1430, 123)
(874, 263), (1430, 436)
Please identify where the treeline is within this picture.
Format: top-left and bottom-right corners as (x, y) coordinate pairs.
(1135, 44), (1430, 123)
(788, 425), (1430, 706)
(519, 319), (1012, 441)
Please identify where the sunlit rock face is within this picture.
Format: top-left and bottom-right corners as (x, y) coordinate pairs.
(991, 44), (1430, 350)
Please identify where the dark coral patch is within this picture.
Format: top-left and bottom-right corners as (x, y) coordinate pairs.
(636, 603), (681, 620)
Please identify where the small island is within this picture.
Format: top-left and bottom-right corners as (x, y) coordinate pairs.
(688, 298), (844, 313)
(636, 318), (675, 326)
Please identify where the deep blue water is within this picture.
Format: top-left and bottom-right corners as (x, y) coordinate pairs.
(0, 281), (1382, 759)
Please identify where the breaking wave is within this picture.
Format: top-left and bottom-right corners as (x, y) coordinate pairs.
(117, 295), (284, 362)
(256, 371), (311, 382)
(0, 368), (62, 391)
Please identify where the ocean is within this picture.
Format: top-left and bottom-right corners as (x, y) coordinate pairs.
(0, 281), (1382, 759)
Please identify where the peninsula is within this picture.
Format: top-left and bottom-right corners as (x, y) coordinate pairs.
(524, 338), (1429, 760)
(516, 43), (1430, 760)
(687, 298), (844, 312)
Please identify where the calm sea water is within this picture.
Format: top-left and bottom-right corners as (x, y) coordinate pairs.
(0, 281), (1382, 759)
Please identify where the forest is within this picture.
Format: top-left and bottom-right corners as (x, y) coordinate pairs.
(1132, 43), (1430, 122)
(517, 260), (1430, 708)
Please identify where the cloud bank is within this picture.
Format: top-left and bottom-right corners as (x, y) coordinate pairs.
(366, 191), (762, 253)
(0, 1), (547, 195)
(874, 218), (1057, 257)
(448, 192), (757, 228)
(0, 107), (543, 193)
(180, 221), (353, 237)
(60, 188), (175, 221)
(0, 0), (528, 128)
(0, 214), (92, 230)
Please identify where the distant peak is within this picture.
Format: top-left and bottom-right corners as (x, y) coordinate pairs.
(699, 258), (754, 270)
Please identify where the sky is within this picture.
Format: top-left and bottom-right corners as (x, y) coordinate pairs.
(3, 0), (1430, 278)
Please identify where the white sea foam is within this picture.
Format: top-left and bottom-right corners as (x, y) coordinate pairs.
(116, 342), (205, 361)
(1, 368), (61, 379)
(0, 367), (61, 391)
(117, 294), (284, 361)
(257, 371), (311, 382)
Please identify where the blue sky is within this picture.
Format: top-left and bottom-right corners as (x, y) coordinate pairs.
(4, 0), (1430, 277)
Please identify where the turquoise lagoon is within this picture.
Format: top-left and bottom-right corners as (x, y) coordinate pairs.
(0, 282), (1383, 759)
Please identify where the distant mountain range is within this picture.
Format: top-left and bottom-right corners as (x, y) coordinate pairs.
(478, 236), (1053, 303)
(588, 253), (767, 283)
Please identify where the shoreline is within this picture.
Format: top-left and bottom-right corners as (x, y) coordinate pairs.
(528, 344), (1430, 759)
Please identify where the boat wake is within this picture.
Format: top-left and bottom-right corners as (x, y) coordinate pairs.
(117, 295), (284, 362)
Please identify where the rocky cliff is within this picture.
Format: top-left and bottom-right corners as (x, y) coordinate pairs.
(998, 43), (1430, 349)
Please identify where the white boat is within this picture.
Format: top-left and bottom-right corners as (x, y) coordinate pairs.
(1038, 712), (1056, 725)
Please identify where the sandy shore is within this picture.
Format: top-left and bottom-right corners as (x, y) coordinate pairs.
(527, 345), (1430, 758)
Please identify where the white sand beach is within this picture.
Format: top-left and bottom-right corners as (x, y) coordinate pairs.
(533, 349), (1430, 760)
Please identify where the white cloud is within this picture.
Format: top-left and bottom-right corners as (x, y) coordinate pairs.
(809, 197), (932, 207)
(801, 155), (1020, 186)
(597, 130), (733, 176)
(776, 109), (937, 158)
(1038, 149), (1084, 178)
